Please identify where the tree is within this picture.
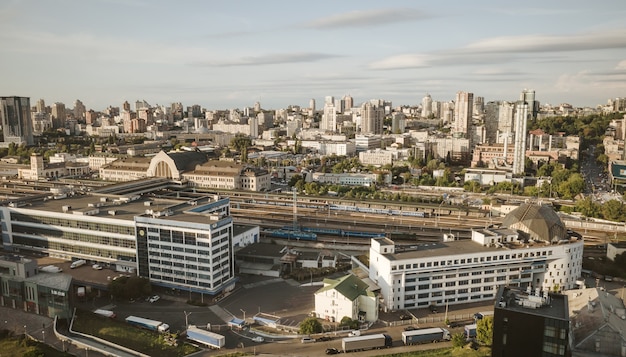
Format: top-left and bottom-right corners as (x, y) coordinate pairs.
(476, 316), (493, 346)
(339, 316), (359, 329)
(299, 317), (322, 335)
(451, 332), (467, 348)
(108, 276), (152, 300)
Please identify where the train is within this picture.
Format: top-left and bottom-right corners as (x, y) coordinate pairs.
(245, 198), (426, 218)
(280, 226), (386, 239)
(328, 204), (426, 217)
(265, 229), (318, 241)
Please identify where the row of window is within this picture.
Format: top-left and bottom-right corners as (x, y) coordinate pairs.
(11, 213), (135, 236)
(392, 250), (554, 271)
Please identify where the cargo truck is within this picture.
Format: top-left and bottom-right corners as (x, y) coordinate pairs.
(402, 327), (451, 345)
(94, 309), (116, 318)
(185, 325), (225, 349)
(464, 324), (477, 339)
(125, 315), (169, 333)
(342, 333), (392, 352)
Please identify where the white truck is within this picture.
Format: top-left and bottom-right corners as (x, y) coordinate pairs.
(185, 325), (225, 349)
(94, 309), (116, 318)
(125, 315), (169, 333)
(402, 327), (451, 345)
(70, 259), (86, 268)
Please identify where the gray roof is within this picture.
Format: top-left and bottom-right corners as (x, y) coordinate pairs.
(501, 203), (566, 242)
(166, 151), (209, 171)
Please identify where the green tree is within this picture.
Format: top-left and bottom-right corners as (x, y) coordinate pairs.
(451, 332), (467, 348)
(108, 276), (152, 300)
(601, 200), (624, 221)
(339, 316), (359, 329)
(299, 317), (322, 335)
(476, 316), (493, 346)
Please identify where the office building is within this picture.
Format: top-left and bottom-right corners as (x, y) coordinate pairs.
(368, 203), (583, 311)
(0, 96), (34, 147)
(492, 286), (571, 357)
(1, 179), (239, 296)
(51, 102), (66, 129)
(421, 94), (433, 118)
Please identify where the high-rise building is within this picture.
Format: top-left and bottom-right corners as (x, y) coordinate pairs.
(473, 96), (484, 116)
(421, 94), (433, 118)
(123, 101), (131, 112)
(74, 99), (86, 120)
(342, 95), (353, 113)
(512, 102), (528, 175)
(36, 98), (46, 113)
(321, 102), (337, 132)
(0, 96), (34, 147)
(51, 102), (66, 129)
(520, 89), (539, 120)
(360, 102), (384, 135)
(309, 98), (316, 113)
(453, 91), (473, 136)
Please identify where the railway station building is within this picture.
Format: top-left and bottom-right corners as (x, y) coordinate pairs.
(369, 203), (584, 311)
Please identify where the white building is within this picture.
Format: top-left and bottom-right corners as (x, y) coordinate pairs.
(359, 149), (395, 167)
(314, 274), (378, 323)
(369, 203), (584, 311)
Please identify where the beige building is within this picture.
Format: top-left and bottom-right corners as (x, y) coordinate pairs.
(18, 153), (90, 180)
(99, 150), (271, 192)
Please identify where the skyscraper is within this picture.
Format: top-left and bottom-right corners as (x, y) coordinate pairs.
(0, 96), (34, 147)
(512, 102), (528, 175)
(453, 91), (473, 137)
(51, 102), (66, 129)
(360, 102), (384, 135)
(421, 94), (432, 118)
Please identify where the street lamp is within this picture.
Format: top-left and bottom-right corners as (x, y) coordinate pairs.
(184, 311), (193, 328)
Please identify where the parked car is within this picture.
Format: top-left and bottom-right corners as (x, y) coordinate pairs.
(325, 348), (339, 355)
(404, 325), (418, 331)
(252, 336), (264, 343)
(399, 314), (412, 320)
(148, 295), (160, 303)
(348, 330), (361, 337)
(92, 264), (103, 270)
(301, 337), (315, 343)
(429, 305), (438, 313)
(317, 335), (332, 341)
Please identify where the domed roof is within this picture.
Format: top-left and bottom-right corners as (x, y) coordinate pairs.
(501, 203), (566, 242)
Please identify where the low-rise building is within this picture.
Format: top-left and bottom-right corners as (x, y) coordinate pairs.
(314, 274), (378, 323)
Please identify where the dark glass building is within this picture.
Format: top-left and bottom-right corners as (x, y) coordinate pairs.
(0, 96), (34, 147)
(492, 285), (571, 357)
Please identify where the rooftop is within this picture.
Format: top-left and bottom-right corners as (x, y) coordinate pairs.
(495, 286), (569, 320)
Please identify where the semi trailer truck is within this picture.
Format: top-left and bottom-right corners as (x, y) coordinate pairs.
(342, 333), (392, 352)
(125, 315), (169, 333)
(402, 327), (451, 345)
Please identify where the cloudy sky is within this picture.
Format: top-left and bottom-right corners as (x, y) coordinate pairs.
(1, 0), (625, 111)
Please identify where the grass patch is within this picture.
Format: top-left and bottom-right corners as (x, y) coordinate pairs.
(72, 309), (199, 357)
(373, 346), (491, 357)
(0, 331), (73, 357)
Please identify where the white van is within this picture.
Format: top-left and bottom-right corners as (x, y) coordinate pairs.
(70, 259), (86, 269)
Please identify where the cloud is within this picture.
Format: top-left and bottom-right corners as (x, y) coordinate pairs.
(463, 28), (626, 54)
(369, 27), (626, 70)
(190, 52), (341, 67)
(303, 8), (429, 29)
(617, 60), (626, 70)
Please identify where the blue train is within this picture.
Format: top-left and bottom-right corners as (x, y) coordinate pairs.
(266, 229), (317, 241)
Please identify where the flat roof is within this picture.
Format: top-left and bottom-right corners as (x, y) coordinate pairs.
(495, 286), (568, 320)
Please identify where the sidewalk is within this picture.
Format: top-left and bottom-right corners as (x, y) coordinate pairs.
(0, 305), (107, 356)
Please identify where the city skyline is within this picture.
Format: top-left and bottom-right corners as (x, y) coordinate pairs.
(1, 0), (626, 111)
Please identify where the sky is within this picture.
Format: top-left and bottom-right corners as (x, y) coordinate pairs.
(1, 0), (626, 112)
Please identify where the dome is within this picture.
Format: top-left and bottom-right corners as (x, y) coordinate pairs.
(501, 203), (566, 242)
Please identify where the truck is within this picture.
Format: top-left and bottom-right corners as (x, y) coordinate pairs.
(40, 265), (62, 273)
(402, 327), (451, 345)
(342, 333), (392, 352)
(70, 259), (86, 268)
(464, 324), (477, 339)
(125, 315), (170, 333)
(94, 309), (116, 318)
(185, 325), (225, 349)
